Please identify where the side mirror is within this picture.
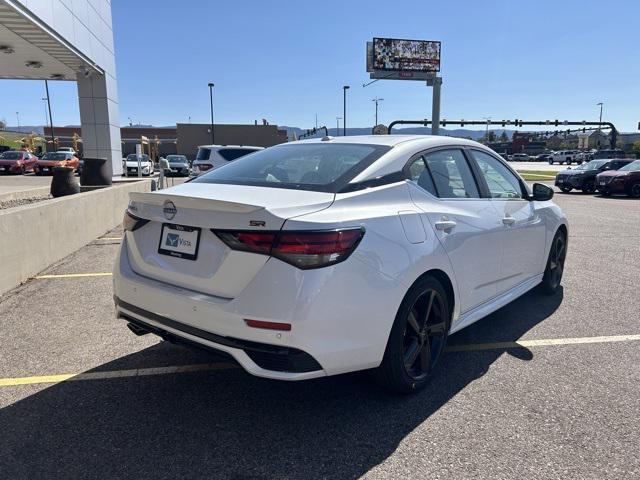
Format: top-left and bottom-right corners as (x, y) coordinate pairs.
(531, 182), (554, 201)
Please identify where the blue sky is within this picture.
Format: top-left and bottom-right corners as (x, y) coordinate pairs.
(2, 0), (639, 131)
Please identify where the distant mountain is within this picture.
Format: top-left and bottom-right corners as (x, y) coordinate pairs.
(281, 126), (514, 141)
(3, 125), (44, 134)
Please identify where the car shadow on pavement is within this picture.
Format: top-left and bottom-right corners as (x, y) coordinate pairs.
(0, 287), (562, 479)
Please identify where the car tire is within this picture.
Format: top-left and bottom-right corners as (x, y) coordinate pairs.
(375, 276), (450, 394)
(601, 190), (611, 197)
(560, 186), (572, 193)
(629, 183), (640, 198)
(541, 230), (567, 295)
(548, 160), (554, 165)
(582, 181), (595, 194)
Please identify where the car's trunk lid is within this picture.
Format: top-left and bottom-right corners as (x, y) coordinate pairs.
(125, 183), (334, 298)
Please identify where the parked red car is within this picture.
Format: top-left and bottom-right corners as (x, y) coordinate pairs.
(33, 152), (80, 175)
(0, 150), (38, 174)
(596, 160), (640, 198)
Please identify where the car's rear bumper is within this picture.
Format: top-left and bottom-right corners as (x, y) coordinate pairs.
(113, 234), (404, 380)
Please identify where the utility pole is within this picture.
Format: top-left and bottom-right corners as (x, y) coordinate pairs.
(342, 85), (350, 136)
(16, 111), (20, 128)
(372, 97), (384, 125)
(336, 116), (342, 136)
(44, 80), (55, 148)
(208, 82), (215, 144)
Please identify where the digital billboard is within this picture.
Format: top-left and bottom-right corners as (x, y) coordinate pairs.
(372, 37), (441, 73)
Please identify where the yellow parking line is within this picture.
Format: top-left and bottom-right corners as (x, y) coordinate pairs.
(34, 272), (113, 279)
(446, 334), (640, 352)
(0, 363), (236, 387)
(1, 334), (640, 388)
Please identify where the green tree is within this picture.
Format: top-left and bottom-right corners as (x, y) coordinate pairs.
(632, 140), (640, 158)
(499, 131), (509, 142)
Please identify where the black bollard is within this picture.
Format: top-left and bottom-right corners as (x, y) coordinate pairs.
(80, 157), (112, 186)
(51, 167), (80, 197)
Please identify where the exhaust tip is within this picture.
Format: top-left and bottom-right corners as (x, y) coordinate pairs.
(126, 322), (150, 336)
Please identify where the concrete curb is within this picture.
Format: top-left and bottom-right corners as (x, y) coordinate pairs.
(0, 180), (152, 296)
(0, 186), (51, 203)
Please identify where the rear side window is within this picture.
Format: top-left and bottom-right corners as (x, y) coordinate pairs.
(409, 149), (479, 199)
(471, 150), (523, 199)
(218, 148), (259, 161)
(196, 147), (211, 161)
(193, 143), (391, 193)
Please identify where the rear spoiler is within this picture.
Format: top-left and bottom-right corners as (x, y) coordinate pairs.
(129, 192), (263, 214)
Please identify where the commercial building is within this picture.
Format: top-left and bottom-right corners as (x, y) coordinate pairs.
(46, 123), (288, 159)
(0, 0), (121, 175)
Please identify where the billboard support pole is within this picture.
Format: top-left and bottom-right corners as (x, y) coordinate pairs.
(431, 77), (442, 136)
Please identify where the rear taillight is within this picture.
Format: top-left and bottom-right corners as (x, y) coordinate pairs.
(214, 228), (364, 269)
(214, 231), (276, 255)
(123, 210), (149, 232)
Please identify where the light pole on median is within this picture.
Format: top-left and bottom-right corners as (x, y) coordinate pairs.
(597, 102), (603, 131)
(208, 82), (215, 144)
(342, 85), (350, 136)
(372, 97), (384, 126)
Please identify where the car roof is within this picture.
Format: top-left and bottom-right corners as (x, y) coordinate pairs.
(290, 134), (481, 148)
(197, 144), (264, 149)
(288, 135), (492, 184)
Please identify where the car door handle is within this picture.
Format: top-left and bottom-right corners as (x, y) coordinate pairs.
(502, 216), (516, 226)
(434, 219), (457, 232)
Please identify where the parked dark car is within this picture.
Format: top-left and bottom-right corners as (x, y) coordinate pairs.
(596, 160), (640, 197)
(554, 158), (635, 193)
(0, 150), (38, 174)
(164, 154), (191, 177)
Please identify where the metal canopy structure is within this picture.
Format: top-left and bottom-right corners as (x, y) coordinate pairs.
(386, 119), (619, 148)
(0, 0), (102, 80)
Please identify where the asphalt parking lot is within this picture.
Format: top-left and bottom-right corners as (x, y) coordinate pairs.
(1, 189), (639, 479)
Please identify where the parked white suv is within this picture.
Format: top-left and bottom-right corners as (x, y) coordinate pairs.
(549, 150), (577, 165)
(192, 145), (263, 175)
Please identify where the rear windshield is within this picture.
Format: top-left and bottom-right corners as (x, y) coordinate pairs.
(193, 143), (391, 193)
(43, 153), (67, 160)
(196, 147), (211, 161)
(167, 155), (187, 162)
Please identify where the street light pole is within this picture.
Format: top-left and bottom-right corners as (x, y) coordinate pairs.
(372, 97), (384, 126)
(482, 116), (491, 143)
(342, 85), (350, 136)
(597, 102), (603, 131)
(16, 111), (20, 128)
(44, 80), (55, 148)
(208, 82), (215, 144)
(336, 116), (341, 136)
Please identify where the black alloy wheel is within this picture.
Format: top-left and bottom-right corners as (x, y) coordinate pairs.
(376, 276), (450, 393)
(629, 183), (640, 198)
(541, 231), (567, 294)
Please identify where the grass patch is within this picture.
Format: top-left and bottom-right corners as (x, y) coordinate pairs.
(516, 169), (558, 176)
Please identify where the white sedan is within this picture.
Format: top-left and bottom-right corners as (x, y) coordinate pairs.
(114, 135), (568, 393)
